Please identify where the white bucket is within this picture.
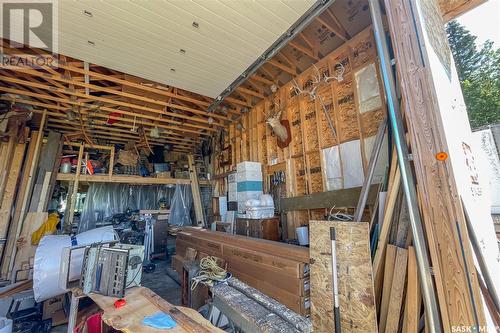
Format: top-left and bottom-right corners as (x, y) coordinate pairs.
(33, 226), (117, 302)
(296, 226), (309, 246)
(0, 317), (13, 333)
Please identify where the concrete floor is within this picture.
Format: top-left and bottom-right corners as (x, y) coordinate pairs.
(141, 258), (182, 305)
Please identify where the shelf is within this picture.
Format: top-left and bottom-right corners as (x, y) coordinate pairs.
(56, 173), (211, 186)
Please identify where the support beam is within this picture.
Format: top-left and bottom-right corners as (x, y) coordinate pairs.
(188, 155), (205, 227)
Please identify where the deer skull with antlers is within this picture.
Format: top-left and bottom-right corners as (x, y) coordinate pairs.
(265, 101), (288, 143)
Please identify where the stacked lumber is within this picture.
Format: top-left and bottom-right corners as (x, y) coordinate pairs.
(175, 227), (310, 316)
(0, 116), (52, 281)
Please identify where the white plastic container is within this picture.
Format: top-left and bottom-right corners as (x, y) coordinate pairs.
(259, 194), (274, 207)
(246, 206), (275, 219)
(296, 226), (309, 246)
(236, 161), (261, 173)
(237, 191), (262, 202)
(236, 170), (263, 182)
(33, 226), (117, 302)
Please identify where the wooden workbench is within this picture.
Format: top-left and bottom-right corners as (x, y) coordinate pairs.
(88, 287), (222, 333)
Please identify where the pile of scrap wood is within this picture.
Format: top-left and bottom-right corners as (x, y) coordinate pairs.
(0, 116), (63, 282)
(174, 227), (310, 316)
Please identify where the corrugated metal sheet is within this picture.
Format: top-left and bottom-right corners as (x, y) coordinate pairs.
(55, 0), (315, 97)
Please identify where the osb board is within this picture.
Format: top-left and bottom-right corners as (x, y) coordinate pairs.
(330, 51), (352, 78)
(306, 151), (323, 193)
(288, 101), (303, 157)
(293, 157), (307, 196)
(360, 109), (385, 137)
(309, 221), (377, 332)
(350, 29), (376, 70)
(257, 122), (268, 164)
(301, 97), (319, 152)
(317, 85), (337, 148)
(334, 78), (360, 142)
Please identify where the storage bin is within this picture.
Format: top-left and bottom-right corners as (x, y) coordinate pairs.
(237, 161), (261, 173)
(237, 181), (263, 192)
(236, 170), (263, 182)
(245, 206), (275, 219)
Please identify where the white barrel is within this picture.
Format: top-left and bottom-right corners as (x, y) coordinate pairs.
(33, 226), (117, 302)
(296, 226), (309, 246)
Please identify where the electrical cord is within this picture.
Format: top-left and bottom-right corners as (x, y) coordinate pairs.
(190, 256), (228, 290)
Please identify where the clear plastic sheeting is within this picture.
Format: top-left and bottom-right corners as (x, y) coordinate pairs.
(169, 184), (193, 226)
(78, 183), (174, 232)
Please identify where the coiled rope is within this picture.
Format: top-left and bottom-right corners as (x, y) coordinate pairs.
(191, 256), (227, 290)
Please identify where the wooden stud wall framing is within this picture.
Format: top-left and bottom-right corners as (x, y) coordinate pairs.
(227, 27), (388, 232)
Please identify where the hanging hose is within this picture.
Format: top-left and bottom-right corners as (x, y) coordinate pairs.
(190, 256), (228, 290)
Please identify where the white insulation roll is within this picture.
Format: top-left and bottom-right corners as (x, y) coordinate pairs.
(33, 226), (117, 302)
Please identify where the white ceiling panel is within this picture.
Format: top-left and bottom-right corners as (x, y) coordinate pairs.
(50, 0), (315, 98)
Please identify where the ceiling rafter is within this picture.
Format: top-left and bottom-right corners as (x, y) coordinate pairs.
(0, 75), (219, 132)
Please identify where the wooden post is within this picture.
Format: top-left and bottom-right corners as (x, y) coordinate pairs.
(383, 0), (491, 329)
(188, 155), (204, 227)
(109, 146), (115, 177)
(2, 111), (46, 279)
(66, 144), (84, 232)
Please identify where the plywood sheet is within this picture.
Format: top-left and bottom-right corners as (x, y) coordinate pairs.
(288, 101), (303, 157)
(301, 97), (319, 152)
(293, 157), (307, 196)
(317, 85), (337, 148)
(351, 30), (376, 69)
(310, 221), (377, 332)
(334, 78), (360, 143)
(306, 151), (323, 193)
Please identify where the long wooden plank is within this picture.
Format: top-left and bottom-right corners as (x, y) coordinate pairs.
(0, 143), (27, 260)
(179, 227), (309, 263)
(309, 221), (377, 333)
(280, 185), (378, 211)
(384, 0), (486, 328)
(384, 247), (408, 333)
(0, 131), (39, 279)
(378, 245), (397, 330)
(373, 167), (400, 297)
(187, 155), (204, 227)
(402, 247), (421, 333)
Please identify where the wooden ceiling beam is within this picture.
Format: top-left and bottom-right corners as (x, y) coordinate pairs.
(315, 15), (349, 42)
(325, 8), (351, 40)
(48, 118), (198, 145)
(267, 59), (296, 76)
(0, 76), (219, 131)
(1, 44), (218, 112)
(236, 86), (265, 99)
(0, 89), (211, 137)
(6, 67), (228, 124)
(49, 122), (195, 149)
(289, 40), (320, 61)
(250, 74), (275, 86)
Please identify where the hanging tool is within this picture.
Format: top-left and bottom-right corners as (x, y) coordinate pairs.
(330, 227), (341, 333)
